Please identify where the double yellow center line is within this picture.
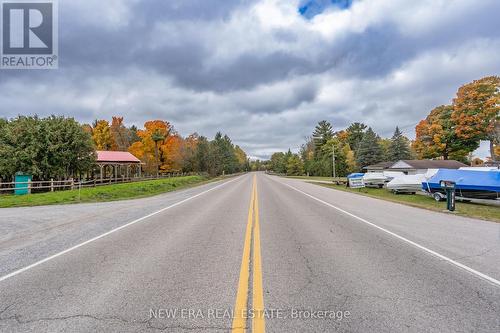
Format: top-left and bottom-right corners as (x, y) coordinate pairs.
(232, 175), (265, 333)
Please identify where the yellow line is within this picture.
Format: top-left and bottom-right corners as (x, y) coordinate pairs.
(232, 176), (255, 332)
(252, 177), (266, 333)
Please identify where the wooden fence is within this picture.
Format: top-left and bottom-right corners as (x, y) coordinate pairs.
(0, 172), (200, 195)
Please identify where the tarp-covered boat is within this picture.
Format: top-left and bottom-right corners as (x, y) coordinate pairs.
(422, 169), (500, 200)
(363, 172), (388, 188)
(363, 171), (404, 188)
(347, 173), (364, 179)
(387, 169), (438, 194)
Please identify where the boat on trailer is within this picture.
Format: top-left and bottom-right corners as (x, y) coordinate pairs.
(363, 171), (404, 188)
(387, 169), (438, 194)
(422, 169), (500, 200)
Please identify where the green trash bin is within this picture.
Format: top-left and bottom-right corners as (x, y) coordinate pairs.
(15, 173), (32, 195)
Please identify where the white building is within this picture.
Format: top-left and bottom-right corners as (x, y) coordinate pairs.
(388, 160), (468, 175)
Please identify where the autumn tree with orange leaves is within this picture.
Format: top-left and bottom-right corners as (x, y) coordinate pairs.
(161, 134), (185, 172)
(413, 105), (476, 161)
(128, 120), (172, 174)
(414, 76), (499, 162)
(451, 76), (499, 161)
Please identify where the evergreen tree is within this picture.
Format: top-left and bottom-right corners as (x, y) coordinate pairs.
(388, 126), (411, 161)
(196, 136), (210, 172)
(128, 125), (141, 144)
(346, 122), (367, 153)
(356, 127), (384, 168)
(312, 120), (334, 157)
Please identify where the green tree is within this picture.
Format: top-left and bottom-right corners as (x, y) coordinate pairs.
(312, 120), (334, 157)
(323, 138), (349, 177)
(356, 127), (384, 168)
(208, 132), (239, 176)
(0, 116), (95, 180)
(270, 152), (287, 174)
(387, 126), (411, 161)
(196, 136), (210, 173)
(286, 154), (304, 176)
(128, 125), (141, 144)
(346, 122), (367, 153)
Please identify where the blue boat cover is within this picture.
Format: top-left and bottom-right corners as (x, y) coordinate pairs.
(423, 169), (500, 192)
(347, 173), (364, 179)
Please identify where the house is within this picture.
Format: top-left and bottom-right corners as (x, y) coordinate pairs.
(388, 160), (468, 175)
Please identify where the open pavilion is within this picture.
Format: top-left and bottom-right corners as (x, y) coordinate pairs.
(96, 151), (142, 180)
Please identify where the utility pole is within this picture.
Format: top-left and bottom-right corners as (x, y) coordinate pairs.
(332, 144), (336, 180)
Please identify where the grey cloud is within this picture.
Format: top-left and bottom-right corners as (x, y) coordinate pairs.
(1, 0), (500, 159)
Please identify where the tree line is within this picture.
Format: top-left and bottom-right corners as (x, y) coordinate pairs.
(269, 76), (499, 176)
(269, 120), (412, 176)
(0, 116), (249, 181)
(85, 117), (249, 176)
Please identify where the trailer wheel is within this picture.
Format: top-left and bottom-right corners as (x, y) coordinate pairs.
(433, 193), (444, 202)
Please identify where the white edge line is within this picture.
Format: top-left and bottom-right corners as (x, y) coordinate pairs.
(0, 175), (244, 283)
(278, 179), (500, 288)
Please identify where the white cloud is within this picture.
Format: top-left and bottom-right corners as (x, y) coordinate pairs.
(1, 0), (499, 159)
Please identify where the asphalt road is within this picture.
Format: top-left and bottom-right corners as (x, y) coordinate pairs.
(0, 173), (499, 332)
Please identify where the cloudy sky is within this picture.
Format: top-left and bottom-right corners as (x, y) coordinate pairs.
(1, 0), (499, 159)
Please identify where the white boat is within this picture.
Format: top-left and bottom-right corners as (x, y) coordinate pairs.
(387, 169), (438, 194)
(387, 174), (426, 193)
(362, 172), (388, 188)
(383, 171), (405, 180)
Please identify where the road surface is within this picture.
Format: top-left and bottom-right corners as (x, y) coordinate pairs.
(0, 173), (499, 332)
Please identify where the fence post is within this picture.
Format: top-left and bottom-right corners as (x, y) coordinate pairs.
(28, 179), (32, 194)
(50, 179), (54, 192)
(70, 178), (74, 190)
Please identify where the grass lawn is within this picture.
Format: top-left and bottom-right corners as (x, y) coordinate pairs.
(0, 175), (212, 208)
(315, 183), (500, 223)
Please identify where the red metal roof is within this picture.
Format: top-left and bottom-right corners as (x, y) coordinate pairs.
(96, 151), (141, 163)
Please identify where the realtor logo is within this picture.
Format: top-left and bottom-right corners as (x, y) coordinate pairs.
(1, 0), (58, 69)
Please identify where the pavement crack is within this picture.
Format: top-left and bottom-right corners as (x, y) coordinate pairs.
(0, 313), (145, 326)
(450, 247), (496, 261)
(0, 303), (16, 319)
